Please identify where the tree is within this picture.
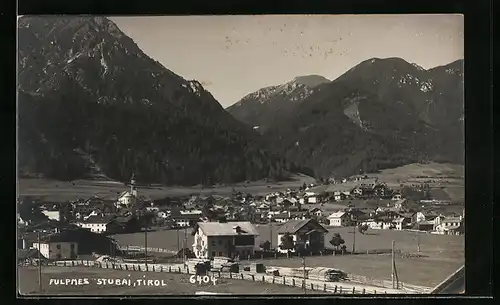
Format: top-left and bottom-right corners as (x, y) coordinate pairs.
(260, 240), (271, 251)
(279, 233), (295, 257)
(358, 224), (369, 234)
(329, 233), (345, 251)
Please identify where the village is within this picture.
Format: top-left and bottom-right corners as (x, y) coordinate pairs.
(17, 172), (464, 295)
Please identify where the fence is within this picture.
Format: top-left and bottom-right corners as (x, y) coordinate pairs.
(347, 273), (431, 293)
(119, 245), (178, 255)
(20, 260), (403, 294)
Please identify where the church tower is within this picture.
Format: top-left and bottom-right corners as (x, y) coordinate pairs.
(130, 173), (138, 197)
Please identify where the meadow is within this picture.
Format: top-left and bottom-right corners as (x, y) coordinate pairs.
(111, 224), (464, 288)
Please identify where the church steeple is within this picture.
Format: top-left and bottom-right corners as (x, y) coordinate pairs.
(130, 173), (137, 196)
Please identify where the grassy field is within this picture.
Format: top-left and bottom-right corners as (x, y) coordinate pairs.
(18, 174), (315, 202)
(111, 224), (464, 287)
(18, 266), (327, 295)
(362, 163), (464, 202)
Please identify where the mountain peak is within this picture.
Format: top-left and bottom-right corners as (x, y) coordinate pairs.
(291, 75), (330, 88)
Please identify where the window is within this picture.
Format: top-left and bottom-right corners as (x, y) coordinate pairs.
(218, 252), (223, 256)
(56, 244), (61, 250)
(218, 239), (222, 245)
(70, 243), (75, 249)
(211, 251), (216, 257)
(211, 240), (216, 247)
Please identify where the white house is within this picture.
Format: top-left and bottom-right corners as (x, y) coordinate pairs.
(328, 211), (351, 227)
(32, 234), (78, 260)
(393, 217), (411, 230)
(75, 216), (114, 233)
(117, 191), (138, 207)
(192, 221), (259, 259)
(42, 210), (61, 222)
(434, 216), (464, 235)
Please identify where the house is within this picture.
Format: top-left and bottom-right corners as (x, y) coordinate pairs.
(41, 209), (61, 222)
(272, 212), (290, 223)
(33, 233), (79, 260)
(361, 218), (394, 230)
(411, 212), (426, 223)
(392, 193), (403, 201)
(117, 191), (137, 207)
(346, 208), (368, 222)
(192, 221), (259, 259)
(18, 248), (46, 264)
(328, 211), (351, 227)
(289, 211), (308, 220)
(412, 220), (434, 232)
(393, 217), (412, 230)
(309, 208), (323, 217)
(434, 216), (464, 235)
(74, 216), (118, 234)
(276, 219), (328, 254)
(172, 213), (203, 227)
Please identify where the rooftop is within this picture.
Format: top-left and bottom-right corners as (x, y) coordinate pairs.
(197, 221), (259, 236)
(328, 211), (347, 218)
(276, 219), (328, 234)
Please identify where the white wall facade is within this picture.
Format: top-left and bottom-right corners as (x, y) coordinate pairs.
(33, 242), (78, 260)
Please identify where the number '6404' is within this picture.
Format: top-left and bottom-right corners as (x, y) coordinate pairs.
(189, 275), (217, 285)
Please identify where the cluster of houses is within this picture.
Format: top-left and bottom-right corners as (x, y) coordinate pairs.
(17, 175), (464, 263)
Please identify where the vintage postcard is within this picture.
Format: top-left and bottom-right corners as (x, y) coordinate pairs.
(17, 14), (464, 296)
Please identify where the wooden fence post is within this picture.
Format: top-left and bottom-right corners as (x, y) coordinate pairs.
(334, 285), (337, 293)
(352, 287), (355, 294)
(272, 277), (275, 284)
(339, 286), (342, 293)
(292, 279), (295, 286)
(324, 283), (327, 291)
(252, 275), (255, 281)
(230, 273), (232, 279)
(133, 265), (136, 271)
(169, 266), (172, 272)
(138, 265), (142, 271)
(262, 276), (265, 282)
(283, 277), (286, 285)
(240, 273), (243, 279)
(72, 261), (75, 267)
(362, 288), (366, 294)
(374, 290), (377, 294)
(178, 267), (181, 273)
(311, 283), (314, 290)
(125, 265), (128, 270)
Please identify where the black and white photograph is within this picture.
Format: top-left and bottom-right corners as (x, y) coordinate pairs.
(17, 14), (464, 296)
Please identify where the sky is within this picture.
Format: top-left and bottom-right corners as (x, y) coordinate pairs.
(110, 15), (464, 108)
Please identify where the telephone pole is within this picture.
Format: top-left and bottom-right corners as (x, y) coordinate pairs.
(302, 256), (307, 295)
(269, 223), (273, 249)
(391, 240), (395, 288)
(352, 221), (356, 254)
(144, 222), (148, 270)
(37, 232), (42, 293)
(417, 231), (420, 252)
(183, 229), (187, 264)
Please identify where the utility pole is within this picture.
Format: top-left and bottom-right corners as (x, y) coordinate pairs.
(352, 221), (356, 254)
(391, 240), (395, 288)
(177, 227), (180, 254)
(269, 223), (273, 249)
(37, 232), (42, 293)
(183, 229), (187, 264)
(144, 221), (148, 270)
(302, 256), (307, 295)
(417, 231), (420, 252)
